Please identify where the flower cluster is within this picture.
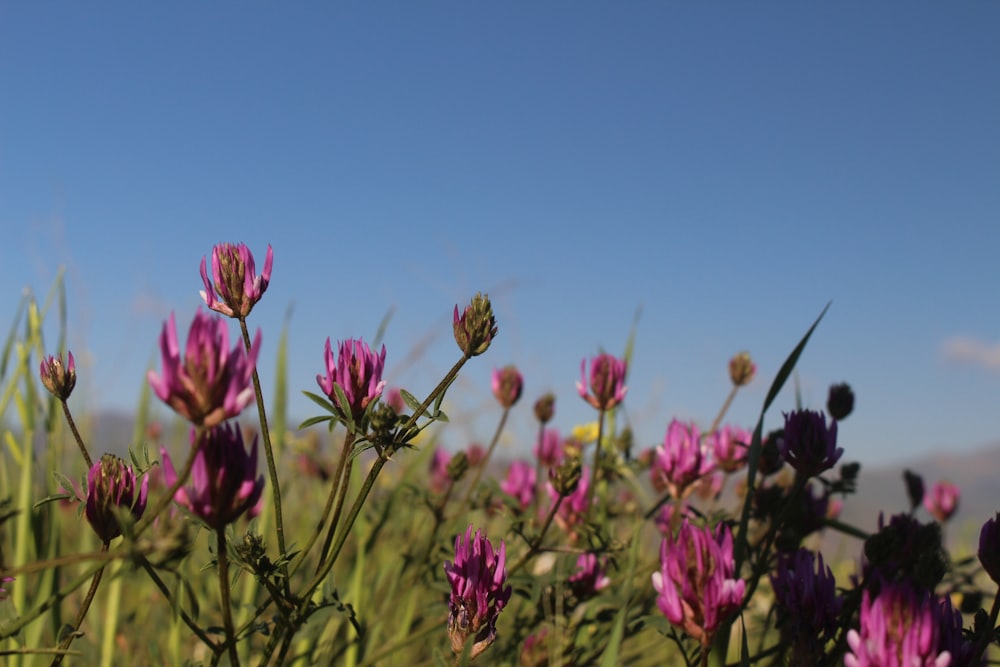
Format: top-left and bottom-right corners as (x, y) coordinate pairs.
(316, 337), (386, 422)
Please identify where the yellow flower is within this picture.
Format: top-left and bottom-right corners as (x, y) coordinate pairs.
(571, 422), (600, 443)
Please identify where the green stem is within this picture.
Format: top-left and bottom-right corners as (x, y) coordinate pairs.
(316, 432), (357, 571)
(216, 527), (241, 667)
(459, 406), (510, 507)
(59, 399), (92, 468)
(585, 409), (607, 516)
(50, 542), (108, 666)
(239, 317), (289, 596)
(708, 385), (739, 436)
(138, 556), (218, 651)
(508, 493), (566, 576)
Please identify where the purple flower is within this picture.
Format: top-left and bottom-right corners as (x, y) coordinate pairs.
(845, 581), (965, 667)
(978, 513), (1000, 585)
(779, 409), (842, 477)
(199, 242), (273, 319)
(770, 549), (842, 658)
(491, 365), (524, 409)
(85, 455), (149, 543)
(40, 351), (76, 400)
(534, 428), (563, 468)
(651, 420), (714, 500)
(569, 553), (610, 598)
(443, 525), (512, 660)
(577, 353), (627, 411)
(500, 460), (536, 510)
(652, 520), (745, 646)
(316, 337), (386, 421)
(161, 423), (265, 529)
(147, 310), (260, 428)
(924, 481), (960, 523)
(709, 425), (752, 473)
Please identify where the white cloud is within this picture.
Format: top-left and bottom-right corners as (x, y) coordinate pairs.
(941, 336), (1000, 373)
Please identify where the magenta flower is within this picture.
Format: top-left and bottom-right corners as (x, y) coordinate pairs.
(200, 242), (273, 319)
(500, 460), (536, 510)
(779, 409), (842, 477)
(577, 353), (627, 411)
(316, 337), (386, 422)
(147, 310), (260, 428)
(845, 582), (964, 667)
(770, 549), (842, 659)
(569, 553), (610, 598)
(161, 423), (265, 529)
(85, 454), (149, 543)
(709, 425), (752, 473)
(534, 428), (563, 468)
(491, 365), (524, 409)
(651, 419), (714, 500)
(651, 520), (745, 646)
(443, 525), (512, 660)
(40, 351), (77, 400)
(924, 481), (960, 523)
(978, 513), (1000, 585)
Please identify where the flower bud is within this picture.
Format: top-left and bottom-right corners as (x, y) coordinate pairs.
(577, 354), (627, 411)
(491, 366), (523, 409)
(40, 351), (76, 400)
(533, 393), (556, 424)
(453, 293), (497, 357)
(728, 351), (756, 387)
(826, 382), (855, 420)
(200, 243), (273, 319)
(979, 513), (1000, 585)
(85, 454), (149, 543)
(549, 457), (582, 496)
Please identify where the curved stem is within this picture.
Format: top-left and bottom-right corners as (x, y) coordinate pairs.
(216, 526), (241, 667)
(50, 542), (109, 666)
(459, 406), (510, 507)
(138, 556), (219, 652)
(59, 398), (92, 468)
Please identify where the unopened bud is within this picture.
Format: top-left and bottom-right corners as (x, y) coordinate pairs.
(453, 293), (497, 357)
(827, 382), (855, 421)
(728, 351), (756, 387)
(550, 457), (582, 496)
(447, 451), (470, 481)
(533, 393), (556, 424)
(491, 366), (523, 408)
(40, 351), (77, 400)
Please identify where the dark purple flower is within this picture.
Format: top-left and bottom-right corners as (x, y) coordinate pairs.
(827, 382), (855, 420)
(780, 410), (842, 477)
(651, 419), (714, 499)
(978, 513), (1000, 585)
(770, 549), (842, 658)
(162, 423), (265, 529)
(316, 337), (386, 421)
(200, 242), (273, 319)
(443, 525), (512, 660)
(491, 365), (524, 409)
(40, 351), (76, 400)
(924, 481), (960, 523)
(148, 310), (260, 428)
(85, 454), (149, 543)
(500, 460), (535, 510)
(577, 353), (627, 411)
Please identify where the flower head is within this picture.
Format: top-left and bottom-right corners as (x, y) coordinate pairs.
(978, 513), (1000, 585)
(162, 423), (265, 529)
(85, 454), (149, 543)
(533, 393), (556, 424)
(316, 338), (386, 422)
(147, 310), (259, 428)
(709, 425), (752, 473)
(651, 520), (745, 646)
(500, 460), (536, 510)
(491, 366), (523, 409)
(728, 351), (756, 387)
(924, 481), (960, 523)
(443, 525), (512, 660)
(779, 409), (842, 477)
(827, 382), (855, 420)
(651, 420), (714, 499)
(534, 428), (563, 468)
(453, 293), (497, 357)
(200, 242), (273, 318)
(577, 353), (627, 411)
(40, 351), (76, 400)
(770, 549), (842, 658)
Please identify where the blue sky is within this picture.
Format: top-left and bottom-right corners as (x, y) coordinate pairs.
(2, 3), (998, 470)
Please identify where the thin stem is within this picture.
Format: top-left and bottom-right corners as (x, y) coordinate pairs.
(50, 542), (109, 666)
(585, 409), (607, 516)
(508, 493), (566, 576)
(59, 398), (92, 468)
(288, 429), (348, 577)
(239, 317), (289, 597)
(533, 423), (545, 517)
(0, 564), (105, 640)
(459, 406), (510, 507)
(316, 432), (357, 571)
(216, 526), (241, 667)
(138, 556), (219, 652)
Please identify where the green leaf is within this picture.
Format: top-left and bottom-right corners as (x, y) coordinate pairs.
(399, 389), (422, 413)
(302, 390), (338, 414)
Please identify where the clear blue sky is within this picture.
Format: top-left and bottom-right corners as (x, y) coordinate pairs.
(2, 3), (998, 469)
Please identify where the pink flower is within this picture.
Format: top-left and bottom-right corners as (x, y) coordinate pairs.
(148, 310), (259, 428)
(443, 526), (512, 660)
(709, 425), (752, 473)
(200, 242), (273, 319)
(161, 423), (265, 529)
(534, 428), (563, 468)
(85, 455), (148, 543)
(491, 365), (524, 409)
(569, 553), (610, 597)
(651, 420), (714, 499)
(651, 520), (745, 646)
(577, 353), (627, 411)
(924, 481), (960, 523)
(500, 461), (536, 510)
(40, 351), (77, 400)
(316, 337), (386, 422)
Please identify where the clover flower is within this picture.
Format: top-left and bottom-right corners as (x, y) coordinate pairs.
(827, 382), (855, 420)
(709, 425), (752, 473)
(651, 520), (745, 646)
(924, 481), (960, 523)
(651, 419), (714, 499)
(728, 351), (756, 387)
(577, 353), (627, 411)
(491, 365), (524, 409)
(500, 461), (536, 510)
(162, 423), (265, 529)
(779, 409), (842, 477)
(40, 351), (76, 400)
(316, 337), (386, 422)
(534, 428), (564, 468)
(199, 242), (273, 319)
(148, 310), (260, 428)
(770, 549), (842, 660)
(85, 454), (149, 543)
(443, 525), (512, 660)
(453, 293), (497, 357)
